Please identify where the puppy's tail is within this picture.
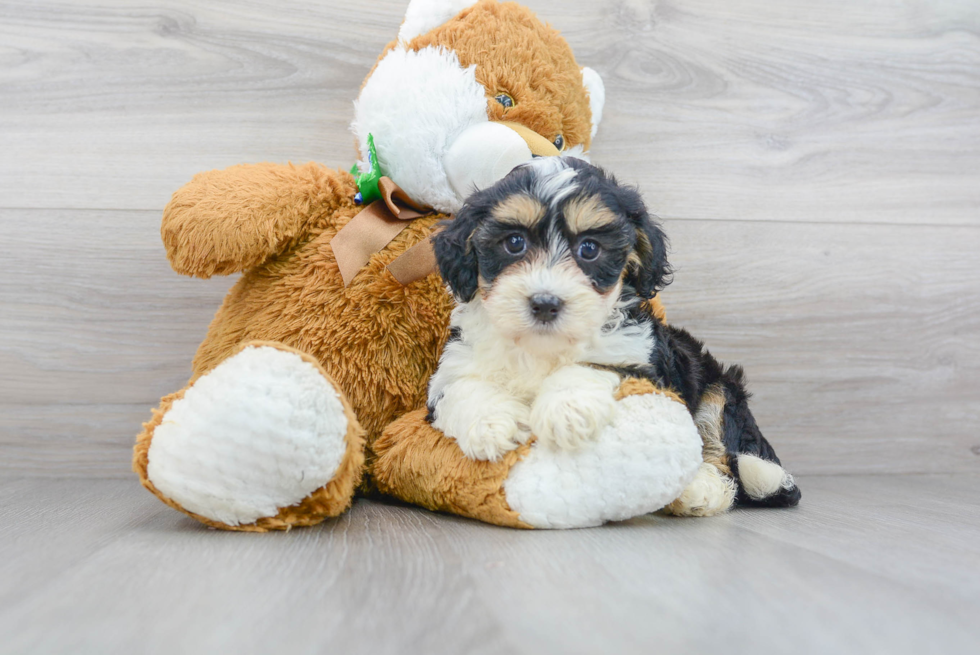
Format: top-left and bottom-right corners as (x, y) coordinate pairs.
(718, 366), (802, 508)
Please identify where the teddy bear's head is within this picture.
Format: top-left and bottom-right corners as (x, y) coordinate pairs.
(351, 0), (605, 214)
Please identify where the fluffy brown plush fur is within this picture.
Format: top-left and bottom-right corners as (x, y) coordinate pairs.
(133, 0), (668, 531)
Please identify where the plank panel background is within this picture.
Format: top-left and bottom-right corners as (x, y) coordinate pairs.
(1, 0), (979, 477)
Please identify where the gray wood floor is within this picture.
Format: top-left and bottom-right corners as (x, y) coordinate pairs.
(1, 474), (978, 655)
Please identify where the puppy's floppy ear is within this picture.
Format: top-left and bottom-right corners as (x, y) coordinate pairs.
(617, 185), (672, 298)
(432, 203), (481, 302)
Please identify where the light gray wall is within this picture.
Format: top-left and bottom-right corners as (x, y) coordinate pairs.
(2, 0), (978, 476)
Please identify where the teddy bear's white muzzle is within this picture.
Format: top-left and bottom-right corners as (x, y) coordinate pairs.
(443, 122), (534, 200)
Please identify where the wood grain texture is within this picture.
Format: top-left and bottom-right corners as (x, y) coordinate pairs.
(3, 209), (980, 476)
(1, 0), (979, 476)
(1, 0), (978, 223)
(1, 475), (978, 655)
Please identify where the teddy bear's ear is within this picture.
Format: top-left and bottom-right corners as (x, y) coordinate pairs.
(398, 0), (478, 44)
(581, 67), (605, 139)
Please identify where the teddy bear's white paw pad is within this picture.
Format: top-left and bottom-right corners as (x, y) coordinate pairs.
(504, 392), (703, 529)
(147, 346), (349, 526)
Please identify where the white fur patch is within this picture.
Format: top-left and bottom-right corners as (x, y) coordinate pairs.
(352, 46), (488, 214)
(668, 462), (737, 517)
(562, 144), (591, 162)
(482, 254), (611, 349)
(738, 453), (795, 500)
(505, 392), (703, 529)
(584, 301), (656, 367)
(525, 157), (579, 208)
(430, 376), (532, 461)
(581, 67), (605, 138)
(398, 0), (476, 44)
(529, 365), (620, 451)
(146, 346), (349, 526)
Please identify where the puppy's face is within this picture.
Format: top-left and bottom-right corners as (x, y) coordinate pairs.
(434, 158), (670, 351)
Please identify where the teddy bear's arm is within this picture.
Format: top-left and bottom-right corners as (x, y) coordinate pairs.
(161, 162), (353, 278)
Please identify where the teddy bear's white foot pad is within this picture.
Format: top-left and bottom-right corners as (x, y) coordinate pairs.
(147, 346), (349, 526)
(504, 392), (703, 529)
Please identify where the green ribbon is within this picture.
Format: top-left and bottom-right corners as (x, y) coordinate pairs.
(350, 133), (383, 205)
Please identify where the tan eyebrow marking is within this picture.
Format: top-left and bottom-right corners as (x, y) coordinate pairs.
(491, 194), (546, 227)
(563, 194), (618, 233)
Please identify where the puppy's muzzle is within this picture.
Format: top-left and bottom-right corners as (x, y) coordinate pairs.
(529, 294), (563, 324)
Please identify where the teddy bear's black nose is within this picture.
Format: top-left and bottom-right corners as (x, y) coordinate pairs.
(529, 294), (563, 323)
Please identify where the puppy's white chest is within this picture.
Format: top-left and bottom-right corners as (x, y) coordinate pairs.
(581, 318), (655, 368)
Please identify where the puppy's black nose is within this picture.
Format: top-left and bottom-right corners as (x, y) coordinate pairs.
(529, 294), (563, 323)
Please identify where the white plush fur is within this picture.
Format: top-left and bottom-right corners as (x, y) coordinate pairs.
(146, 346), (349, 526)
(738, 453), (796, 500)
(351, 46), (489, 214)
(398, 0), (476, 44)
(443, 122), (533, 200)
(505, 392), (703, 529)
(581, 67), (605, 138)
(670, 462), (737, 517)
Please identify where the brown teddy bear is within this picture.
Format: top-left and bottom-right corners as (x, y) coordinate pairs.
(133, 0), (713, 531)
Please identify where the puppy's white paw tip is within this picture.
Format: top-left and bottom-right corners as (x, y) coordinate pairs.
(737, 453), (795, 500)
(531, 392), (616, 452)
(666, 463), (737, 517)
(147, 346), (350, 526)
(461, 416), (528, 462)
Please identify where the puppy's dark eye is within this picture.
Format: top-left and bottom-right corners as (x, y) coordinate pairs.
(503, 233), (526, 255)
(577, 239), (600, 261)
(495, 93), (514, 108)
(553, 134), (564, 151)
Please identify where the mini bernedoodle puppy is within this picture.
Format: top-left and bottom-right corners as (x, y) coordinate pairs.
(427, 157), (800, 516)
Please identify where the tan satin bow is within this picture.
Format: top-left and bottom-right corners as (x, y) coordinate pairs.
(330, 177), (446, 287)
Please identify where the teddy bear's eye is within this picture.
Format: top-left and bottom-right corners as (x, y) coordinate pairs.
(553, 134), (565, 151)
(495, 93), (514, 108)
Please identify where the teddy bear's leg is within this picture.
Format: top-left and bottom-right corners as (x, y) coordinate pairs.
(133, 341), (365, 531)
(371, 379), (703, 529)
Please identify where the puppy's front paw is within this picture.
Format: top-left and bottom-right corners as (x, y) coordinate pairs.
(530, 388), (616, 451)
(455, 401), (531, 462)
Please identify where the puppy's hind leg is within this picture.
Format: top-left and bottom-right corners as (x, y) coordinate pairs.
(720, 366), (801, 508)
(663, 384), (736, 517)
